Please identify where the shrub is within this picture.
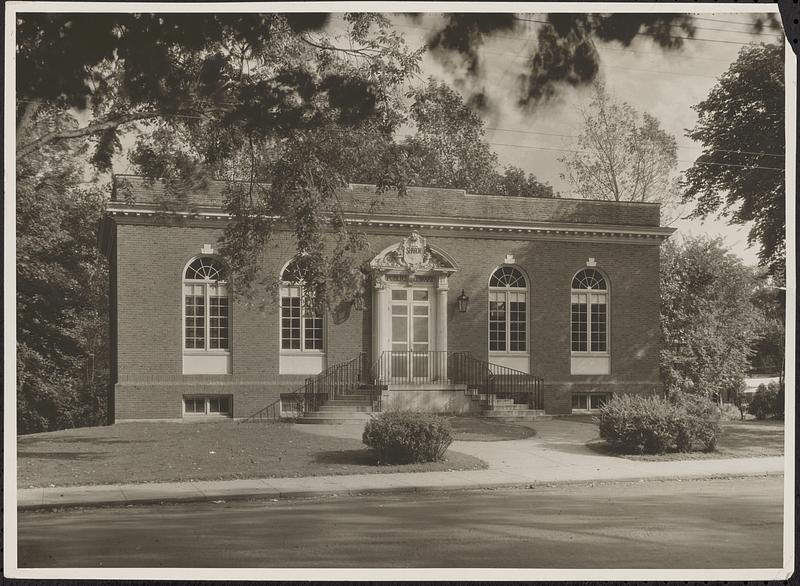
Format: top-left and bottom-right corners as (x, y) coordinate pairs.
(748, 382), (784, 420)
(362, 411), (453, 464)
(598, 393), (721, 455)
(669, 392), (721, 451)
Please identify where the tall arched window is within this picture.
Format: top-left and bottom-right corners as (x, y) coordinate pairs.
(280, 259), (324, 352)
(571, 268), (608, 354)
(489, 266), (527, 353)
(183, 257), (229, 351)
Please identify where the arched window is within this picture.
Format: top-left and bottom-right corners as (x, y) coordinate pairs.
(280, 259), (324, 352)
(571, 268), (608, 354)
(488, 266), (527, 353)
(183, 257), (229, 351)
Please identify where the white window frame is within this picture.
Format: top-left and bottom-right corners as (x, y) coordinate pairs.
(570, 269), (610, 357)
(570, 268), (610, 375)
(279, 260), (325, 356)
(488, 266), (529, 357)
(182, 395), (232, 417)
(182, 257), (231, 356)
(279, 285), (325, 354)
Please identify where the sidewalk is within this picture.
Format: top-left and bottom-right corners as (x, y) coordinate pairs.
(17, 419), (785, 510)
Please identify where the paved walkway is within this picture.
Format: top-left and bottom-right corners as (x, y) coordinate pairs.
(17, 418), (784, 510)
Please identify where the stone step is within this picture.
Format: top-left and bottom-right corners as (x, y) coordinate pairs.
(322, 400), (374, 407)
(482, 410), (551, 420)
(329, 395), (374, 402)
(486, 404), (533, 411)
(317, 405), (374, 412)
(297, 412), (374, 425)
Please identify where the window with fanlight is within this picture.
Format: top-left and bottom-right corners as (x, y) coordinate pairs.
(182, 256), (231, 375)
(488, 266), (528, 354)
(570, 267), (611, 375)
(183, 257), (229, 352)
(280, 259), (324, 353)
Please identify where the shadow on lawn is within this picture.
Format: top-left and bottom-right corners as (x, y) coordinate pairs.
(17, 451), (109, 461)
(19, 437), (156, 446)
(313, 449), (377, 467)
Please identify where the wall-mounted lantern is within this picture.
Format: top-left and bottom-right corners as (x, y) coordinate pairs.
(456, 289), (469, 313)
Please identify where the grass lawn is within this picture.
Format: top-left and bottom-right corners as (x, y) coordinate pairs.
(17, 421), (487, 488)
(589, 419), (785, 461)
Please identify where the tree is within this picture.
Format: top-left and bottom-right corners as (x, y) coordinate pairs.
(749, 277), (785, 385)
(423, 13), (781, 108)
(659, 237), (762, 403)
(16, 111), (109, 433)
(559, 82), (679, 208)
(17, 13), (424, 308)
(682, 43), (785, 280)
(399, 78), (554, 197)
(495, 165), (556, 198)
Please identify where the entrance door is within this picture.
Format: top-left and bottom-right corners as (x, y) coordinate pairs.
(389, 288), (431, 382)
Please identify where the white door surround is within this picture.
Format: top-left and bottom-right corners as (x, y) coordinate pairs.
(370, 232), (458, 381)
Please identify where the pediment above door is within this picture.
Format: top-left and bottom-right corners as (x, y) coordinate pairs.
(370, 231), (458, 274)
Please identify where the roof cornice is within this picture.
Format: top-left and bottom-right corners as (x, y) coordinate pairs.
(105, 203), (675, 243)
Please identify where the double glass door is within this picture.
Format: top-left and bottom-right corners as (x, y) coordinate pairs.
(389, 288), (430, 381)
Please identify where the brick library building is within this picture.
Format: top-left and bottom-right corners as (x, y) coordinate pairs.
(100, 176), (673, 423)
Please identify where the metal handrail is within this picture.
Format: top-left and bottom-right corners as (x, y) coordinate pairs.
(303, 352), (370, 411)
(372, 350), (450, 386)
(449, 351), (544, 409)
(239, 350), (543, 422)
(239, 353), (372, 422)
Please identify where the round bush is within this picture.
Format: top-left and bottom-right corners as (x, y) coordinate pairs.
(747, 382), (783, 420)
(362, 411), (453, 464)
(598, 393), (721, 455)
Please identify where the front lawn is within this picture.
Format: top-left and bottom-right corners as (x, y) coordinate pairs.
(17, 421), (486, 488)
(590, 419), (784, 461)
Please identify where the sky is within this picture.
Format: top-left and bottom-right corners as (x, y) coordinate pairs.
(361, 11), (784, 267)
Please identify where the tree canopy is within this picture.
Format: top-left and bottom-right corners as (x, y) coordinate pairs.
(682, 43), (785, 280)
(659, 237), (762, 402)
(16, 112), (109, 433)
(423, 13), (781, 110)
(560, 82), (679, 208)
(399, 79), (554, 197)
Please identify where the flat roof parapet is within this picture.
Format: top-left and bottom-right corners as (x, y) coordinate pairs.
(110, 175), (663, 228)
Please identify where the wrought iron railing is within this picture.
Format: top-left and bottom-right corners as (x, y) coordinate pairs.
(449, 351), (544, 409)
(372, 350), (543, 409)
(372, 350), (450, 386)
(239, 350), (543, 422)
(239, 353), (374, 422)
(303, 352), (373, 412)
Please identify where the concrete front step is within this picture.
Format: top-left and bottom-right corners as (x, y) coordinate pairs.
(318, 405), (374, 412)
(327, 396), (374, 403)
(297, 412), (374, 425)
(482, 410), (551, 420)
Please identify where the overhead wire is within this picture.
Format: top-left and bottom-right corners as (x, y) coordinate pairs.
(513, 16), (779, 46)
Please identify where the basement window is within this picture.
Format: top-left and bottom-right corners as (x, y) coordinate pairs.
(571, 393), (610, 412)
(183, 396), (232, 417)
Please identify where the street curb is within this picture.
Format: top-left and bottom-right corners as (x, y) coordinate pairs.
(16, 470), (784, 512)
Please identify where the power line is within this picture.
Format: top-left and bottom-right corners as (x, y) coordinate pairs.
(692, 15), (769, 27)
(483, 126), (785, 158)
(514, 16), (775, 47)
(485, 140), (783, 170)
(390, 17), (774, 50)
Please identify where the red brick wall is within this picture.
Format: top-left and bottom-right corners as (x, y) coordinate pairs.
(112, 222), (662, 419)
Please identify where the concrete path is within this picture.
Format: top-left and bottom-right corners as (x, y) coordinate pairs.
(17, 418), (784, 510)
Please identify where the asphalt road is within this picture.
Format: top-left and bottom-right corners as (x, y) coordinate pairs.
(17, 476), (783, 569)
